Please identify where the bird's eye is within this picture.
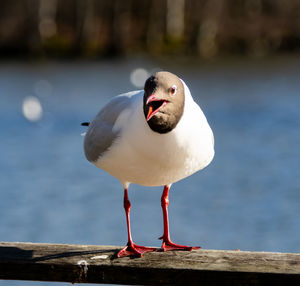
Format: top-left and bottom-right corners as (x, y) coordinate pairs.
(170, 85), (177, 95)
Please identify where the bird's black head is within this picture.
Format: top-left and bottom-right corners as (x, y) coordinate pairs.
(143, 71), (185, 134)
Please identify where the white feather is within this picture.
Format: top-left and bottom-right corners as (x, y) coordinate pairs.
(94, 81), (214, 187)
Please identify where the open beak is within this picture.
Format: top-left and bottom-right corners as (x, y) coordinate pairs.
(146, 94), (167, 121)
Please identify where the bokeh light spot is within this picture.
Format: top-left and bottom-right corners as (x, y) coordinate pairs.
(22, 96), (43, 122)
(130, 68), (150, 88)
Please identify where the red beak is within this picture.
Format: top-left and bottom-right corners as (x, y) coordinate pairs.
(146, 94), (167, 121)
(146, 94), (157, 105)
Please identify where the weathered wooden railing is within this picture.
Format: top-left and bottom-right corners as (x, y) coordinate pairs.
(0, 242), (300, 285)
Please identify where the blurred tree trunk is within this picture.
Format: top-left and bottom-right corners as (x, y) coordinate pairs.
(1, 0), (300, 58)
(146, 0), (166, 54)
(0, 0), (40, 55)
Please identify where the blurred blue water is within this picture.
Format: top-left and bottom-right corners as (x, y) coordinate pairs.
(1, 57), (300, 285)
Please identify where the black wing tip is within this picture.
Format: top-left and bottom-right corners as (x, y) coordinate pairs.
(81, 122), (90, 126)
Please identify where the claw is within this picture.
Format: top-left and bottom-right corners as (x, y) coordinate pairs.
(159, 237), (200, 252)
(117, 242), (157, 258)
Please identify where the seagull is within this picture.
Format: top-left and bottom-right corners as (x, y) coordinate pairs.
(82, 71), (214, 258)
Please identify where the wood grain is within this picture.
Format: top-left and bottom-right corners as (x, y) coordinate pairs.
(0, 242), (300, 285)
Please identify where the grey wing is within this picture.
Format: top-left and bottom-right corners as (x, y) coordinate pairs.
(83, 92), (140, 162)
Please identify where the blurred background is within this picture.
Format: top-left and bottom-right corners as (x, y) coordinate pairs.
(1, 1), (300, 285)
(2, 0), (300, 58)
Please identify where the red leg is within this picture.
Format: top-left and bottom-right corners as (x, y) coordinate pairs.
(159, 185), (200, 251)
(117, 188), (156, 258)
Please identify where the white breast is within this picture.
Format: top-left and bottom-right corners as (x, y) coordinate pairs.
(94, 82), (214, 187)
